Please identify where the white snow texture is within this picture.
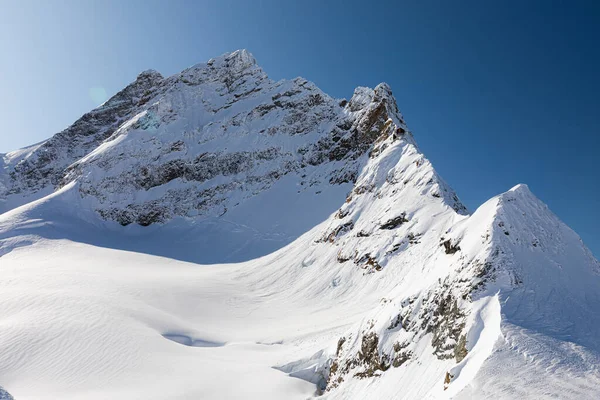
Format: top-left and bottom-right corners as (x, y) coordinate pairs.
(0, 50), (598, 400)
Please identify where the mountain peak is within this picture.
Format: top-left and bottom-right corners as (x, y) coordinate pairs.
(494, 183), (537, 206)
(175, 49), (266, 93)
(348, 83), (406, 129)
(206, 49), (257, 72)
(508, 183), (531, 194)
(373, 82), (393, 95)
(226, 49), (256, 65)
(136, 69), (163, 80)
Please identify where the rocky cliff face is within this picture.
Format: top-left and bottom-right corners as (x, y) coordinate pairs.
(4, 69), (164, 198)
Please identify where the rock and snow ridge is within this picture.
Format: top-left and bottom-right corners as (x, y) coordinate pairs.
(3, 49), (462, 262)
(0, 50), (598, 399)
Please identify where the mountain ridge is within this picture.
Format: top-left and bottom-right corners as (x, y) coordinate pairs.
(0, 50), (598, 399)
(1, 49), (466, 262)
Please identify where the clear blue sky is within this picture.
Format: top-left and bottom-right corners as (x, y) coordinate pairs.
(0, 0), (598, 256)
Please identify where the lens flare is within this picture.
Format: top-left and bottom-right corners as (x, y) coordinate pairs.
(89, 87), (108, 106)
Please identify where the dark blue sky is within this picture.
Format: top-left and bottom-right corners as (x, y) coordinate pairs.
(1, 0), (598, 256)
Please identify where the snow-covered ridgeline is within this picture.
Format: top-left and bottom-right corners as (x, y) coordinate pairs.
(0, 50), (598, 399)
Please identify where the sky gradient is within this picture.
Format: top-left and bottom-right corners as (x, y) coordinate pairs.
(0, 0), (598, 256)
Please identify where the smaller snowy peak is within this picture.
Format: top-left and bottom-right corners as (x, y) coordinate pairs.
(504, 183), (534, 197)
(311, 179), (599, 395)
(453, 182), (600, 297)
(493, 183), (594, 258)
(463, 183), (600, 352)
(495, 183), (549, 220)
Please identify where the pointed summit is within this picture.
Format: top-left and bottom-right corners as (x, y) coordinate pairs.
(225, 49), (256, 67)
(206, 49), (257, 72)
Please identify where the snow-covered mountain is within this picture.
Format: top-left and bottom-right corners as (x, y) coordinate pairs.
(2, 50), (465, 262)
(0, 50), (598, 400)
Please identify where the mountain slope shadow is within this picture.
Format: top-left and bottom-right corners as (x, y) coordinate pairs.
(0, 180), (350, 264)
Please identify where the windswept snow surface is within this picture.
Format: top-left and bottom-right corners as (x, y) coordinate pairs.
(0, 51), (599, 399)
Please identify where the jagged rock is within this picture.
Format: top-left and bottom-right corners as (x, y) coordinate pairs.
(444, 371), (453, 390)
(454, 334), (468, 362)
(380, 213), (408, 230)
(319, 221), (354, 243)
(356, 254), (382, 272)
(442, 239), (461, 254)
(388, 314), (403, 330)
(392, 342), (412, 367)
(354, 332), (389, 378)
(427, 294), (466, 360)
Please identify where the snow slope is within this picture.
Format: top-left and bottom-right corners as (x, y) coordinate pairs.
(0, 50), (598, 399)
